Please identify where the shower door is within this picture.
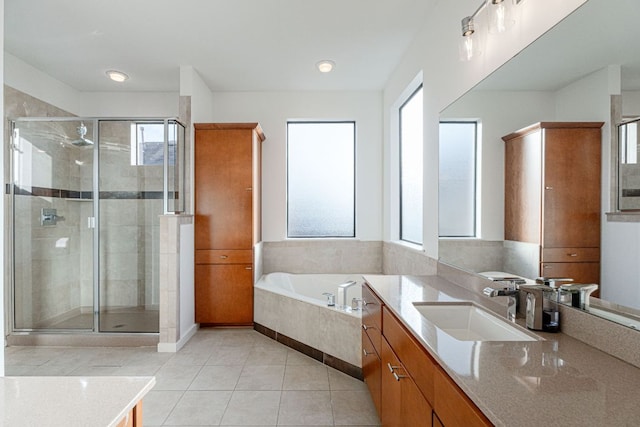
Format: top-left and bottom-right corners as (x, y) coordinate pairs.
(97, 120), (161, 333)
(12, 119), (96, 331)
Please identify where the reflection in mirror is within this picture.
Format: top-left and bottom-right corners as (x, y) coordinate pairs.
(618, 118), (640, 210)
(438, 0), (640, 328)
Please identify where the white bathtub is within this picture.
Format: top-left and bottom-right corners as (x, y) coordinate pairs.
(254, 272), (364, 369)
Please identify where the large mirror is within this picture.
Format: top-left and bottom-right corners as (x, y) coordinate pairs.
(439, 0), (640, 324)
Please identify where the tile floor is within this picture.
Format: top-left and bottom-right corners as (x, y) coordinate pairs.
(5, 328), (381, 426)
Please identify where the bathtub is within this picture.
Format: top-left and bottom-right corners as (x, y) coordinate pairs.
(254, 272), (364, 370)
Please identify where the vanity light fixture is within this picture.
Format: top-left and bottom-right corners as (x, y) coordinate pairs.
(106, 70), (129, 82)
(316, 60), (335, 73)
(459, 0), (524, 61)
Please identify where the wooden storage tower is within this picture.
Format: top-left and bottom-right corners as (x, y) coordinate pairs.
(194, 123), (265, 326)
(503, 122), (603, 295)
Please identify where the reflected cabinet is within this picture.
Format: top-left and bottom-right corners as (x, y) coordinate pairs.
(503, 122), (603, 294)
(194, 123), (265, 325)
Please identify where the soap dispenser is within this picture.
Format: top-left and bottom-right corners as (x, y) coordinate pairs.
(521, 285), (559, 332)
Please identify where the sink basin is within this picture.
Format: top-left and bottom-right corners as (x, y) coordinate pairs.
(412, 301), (538, 341)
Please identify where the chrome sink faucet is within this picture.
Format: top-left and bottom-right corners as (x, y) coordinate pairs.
(482, 278), (524, 322)
(337, 280), (358, 308)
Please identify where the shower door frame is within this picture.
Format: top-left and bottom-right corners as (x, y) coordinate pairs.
(8, 116), (184, 334)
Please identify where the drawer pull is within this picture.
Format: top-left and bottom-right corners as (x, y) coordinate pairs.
(387, 362), (400, 373)
(363, 299), (375, 306)
(362, 324), (369, 331)
(568, 253), (578, 257)
(393, 372), (407, 381)
(220, 255), (228, 259)
(245, 266), (253, 270)
(363, 348), (373, 357)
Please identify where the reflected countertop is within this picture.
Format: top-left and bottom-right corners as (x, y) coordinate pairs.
(0, 376), (156, 427)
(363, 274), (640, 426)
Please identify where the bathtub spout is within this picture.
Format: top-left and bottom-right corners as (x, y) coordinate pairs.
(322, 292), (336, 306)
(337, 281), (358, 308)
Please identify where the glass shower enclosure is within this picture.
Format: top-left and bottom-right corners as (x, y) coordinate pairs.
(10, 117), (185, 333)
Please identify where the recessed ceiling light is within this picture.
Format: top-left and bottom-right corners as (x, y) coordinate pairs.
(106, 70), (129, 82)
(316, 60), (335, 73)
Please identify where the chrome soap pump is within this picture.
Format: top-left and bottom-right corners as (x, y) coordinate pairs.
(520, 285), (560, 332)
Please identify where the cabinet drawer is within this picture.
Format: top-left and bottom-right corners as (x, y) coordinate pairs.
(195, 249), (253, 265)
(382, 307), (435, 405)
(434, 368), (491, 427)
(362, 330), (382, 417)
(541, 247), (599, 262)
(362, 284), (383, 330)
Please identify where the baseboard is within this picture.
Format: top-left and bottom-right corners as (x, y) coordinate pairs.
(157, 323), (199, 352)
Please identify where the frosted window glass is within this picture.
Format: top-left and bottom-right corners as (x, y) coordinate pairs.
(439, 121), (476, 237)
(400, 87), (423, 244)
(287, 122), (355, 237)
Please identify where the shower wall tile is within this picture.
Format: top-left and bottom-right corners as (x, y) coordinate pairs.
(262, 240), (383, 274)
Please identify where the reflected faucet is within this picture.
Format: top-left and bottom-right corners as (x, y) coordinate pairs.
(559, 283), (599, 310)
(483, 278), (522, 322)
(337, 280), (358, 308)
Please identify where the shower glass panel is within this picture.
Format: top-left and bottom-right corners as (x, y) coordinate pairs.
(11, 119), (95, 330)
(11, 117), (184, 334)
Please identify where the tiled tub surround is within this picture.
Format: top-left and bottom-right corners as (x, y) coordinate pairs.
(365, 274), (640, 426)
(254, 272), (364, 371)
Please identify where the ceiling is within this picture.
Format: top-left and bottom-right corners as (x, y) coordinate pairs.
(4, 0), (436, 92)
(475, 0), (640, 92)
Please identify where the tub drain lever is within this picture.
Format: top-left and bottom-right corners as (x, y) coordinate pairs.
(322, 292), (336, 306)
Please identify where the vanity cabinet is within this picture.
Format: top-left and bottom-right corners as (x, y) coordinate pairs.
(194, 123), (265, 325)
(503, 122), (603, 294)
(362, 283), (492, 427)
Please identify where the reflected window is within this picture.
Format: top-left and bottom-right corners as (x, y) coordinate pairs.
(400, 86), (423, 244)
(287, 121), (355, 238)
(439, 121), (477, 237)
(618, 119), (640, 210)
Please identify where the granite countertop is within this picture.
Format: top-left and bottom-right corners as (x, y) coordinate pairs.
(0, 376), (156, 427)
(363, 274), (640, 427)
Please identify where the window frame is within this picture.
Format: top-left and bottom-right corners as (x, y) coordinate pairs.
(399, 85), (424, 245)
(286, 120), (356, 238)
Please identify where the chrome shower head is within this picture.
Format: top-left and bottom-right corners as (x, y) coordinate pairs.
(71, 122), (94, 146)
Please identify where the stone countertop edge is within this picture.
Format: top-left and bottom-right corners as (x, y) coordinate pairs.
(0, 376), (156, 427)
(362, 274), (640, 427)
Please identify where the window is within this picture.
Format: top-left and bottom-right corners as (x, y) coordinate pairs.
(439, 121), (477, 237)
(130, 122), (177, 166)
(287, 121), (355, 238)
(399, 86), (423, 244)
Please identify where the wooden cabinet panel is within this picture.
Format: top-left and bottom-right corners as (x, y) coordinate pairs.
(195, 128), (254, 250)
(434, 368), (491, 427)
(195, 249), (253, 265)
(362, 284), (383, 354)
(542, 127), (601, 248)
(541, 247), (600, 263)
(504, 126), (542, 244)
(540, 262), (600, 296)
(383, 307), (435, 404)
(381, 338), (432, 427)
(195, 264), (254, 325)
(362, 330), (382, 417)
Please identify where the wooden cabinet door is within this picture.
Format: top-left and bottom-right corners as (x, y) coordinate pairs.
(434, 368), (491, 427)
(362, 330), (382, 417)
(542, 127), (601, 248)
(195, 263), (253, 325)
(195, 128), (254, 250)
(381, 338), (403, 427)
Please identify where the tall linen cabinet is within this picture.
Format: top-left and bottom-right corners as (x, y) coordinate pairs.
(194, 123), (265, 325)
(503, 122), (603, 295)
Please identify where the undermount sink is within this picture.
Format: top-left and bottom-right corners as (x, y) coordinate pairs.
(412, 301), (538, 342)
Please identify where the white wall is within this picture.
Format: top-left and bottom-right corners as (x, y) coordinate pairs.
(80, 92), (178, 117)
(210, 91), (383, 242)
(382, 0), (588, 259)
(0, 0), (5, 376)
